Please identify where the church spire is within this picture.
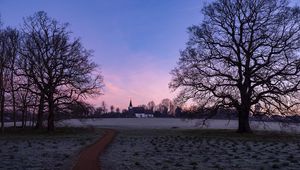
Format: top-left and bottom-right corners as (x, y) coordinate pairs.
(129, 99), (133, 108)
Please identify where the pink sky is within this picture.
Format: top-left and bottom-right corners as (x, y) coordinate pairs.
(0, 0), (205, 110)
(88, 53), (177, 110)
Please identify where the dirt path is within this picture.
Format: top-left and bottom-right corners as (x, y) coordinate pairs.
(73, 129), (117, 170)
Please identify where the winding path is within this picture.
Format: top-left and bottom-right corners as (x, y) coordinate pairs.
(73, 129), (117, 170)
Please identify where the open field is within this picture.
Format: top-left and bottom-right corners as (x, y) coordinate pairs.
(0, 127), (103, 170)
(101, 129), (300, 170)
(59, 118), (300, 133)
(1, 118), (300, 169)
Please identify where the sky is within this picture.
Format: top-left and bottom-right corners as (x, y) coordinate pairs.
(0, 0), (207, 109)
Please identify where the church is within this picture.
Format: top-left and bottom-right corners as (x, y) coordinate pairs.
(128, 99), (154, 118)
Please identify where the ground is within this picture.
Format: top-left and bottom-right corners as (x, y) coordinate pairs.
(1, 119), (300, 169)
(0, 127), (103, 170)
(101, 129), (300, 170)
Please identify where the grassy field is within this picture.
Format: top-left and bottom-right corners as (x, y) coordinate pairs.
(101, 129), (300, 170)
(0, 127), (104, 170)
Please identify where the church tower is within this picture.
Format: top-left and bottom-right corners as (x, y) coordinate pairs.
(128, 99), (133, 111)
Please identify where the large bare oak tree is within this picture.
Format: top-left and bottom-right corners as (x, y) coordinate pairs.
(170, 0), (300, 133)
(19, 11), (103, 131)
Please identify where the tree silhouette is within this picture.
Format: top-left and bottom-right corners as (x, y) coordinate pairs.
(0, 27), (19, 132)
(101, 101), (107, 114)
(1, 28), (19, 128)
(19, 11), (103, 131)
(160, 98), (175, 115)
(147, 101), (155, 113)
(170, 0), (300, 133)
(110, 105), (115, 113)
(116, 107), (120, 113)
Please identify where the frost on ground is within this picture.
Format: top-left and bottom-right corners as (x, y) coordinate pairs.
(101, 129), (300, 170)
(60, 118), (300, 133)
(0, 127), (103, 170)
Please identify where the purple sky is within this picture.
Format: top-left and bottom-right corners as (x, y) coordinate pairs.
(0, 0), (206, 109)
(1, 0), (299, 109)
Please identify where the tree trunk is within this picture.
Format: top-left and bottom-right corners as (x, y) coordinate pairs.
(32, 106), (36, 127)
(31, 110), (34, 127)
(10, 60), (16, 128)
(35, 94), (44, 129)
(237, 109), (251, 133)
(0, 91), (4, 134)
(24, 107), (28, 127)
(47, 95), (54, 132)
(12, 89), (16, 128)
(21, 107), (25, 128)
(0, 69), (4, 133)
(31, 96), (38, 127)
(237, 86), (252, 133)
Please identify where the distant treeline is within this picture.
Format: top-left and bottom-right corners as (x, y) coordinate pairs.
(4, 100), (296, 124)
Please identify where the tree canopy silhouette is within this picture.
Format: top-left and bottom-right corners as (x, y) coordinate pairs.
(18, 11), (103, 131)
(0, 27), (19, 132)
(170, 0), (300, 133)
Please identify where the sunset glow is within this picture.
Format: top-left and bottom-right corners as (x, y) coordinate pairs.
(0, 0), (206, 109)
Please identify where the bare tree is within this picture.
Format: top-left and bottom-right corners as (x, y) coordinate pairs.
(158, 104), (168, 115)
(19, 11), (103, 131)
(95, 106), (103, 115)
(110, 105), (115, 113)
(101, 101), (107, 114)
(0, 27), (19, 132)
(15, 78), (35, 128)
(116, 107), (120, 113)
(170, 0), (300, 133)
(147, 101), (155, 113)
(0, 29), (6, 132)
(5, 28), (19, 128)
(160, 98), (175, 115)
